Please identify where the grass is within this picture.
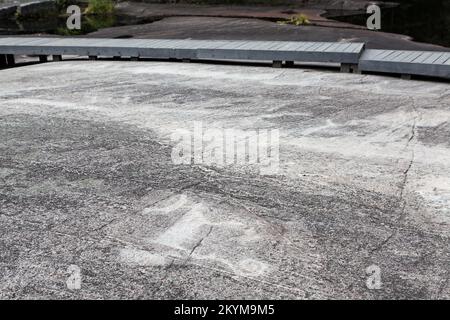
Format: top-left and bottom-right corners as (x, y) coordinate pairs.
(55, 0), (72, 11)
(85, 0), (115, 15)
(278, 14), (311, 26)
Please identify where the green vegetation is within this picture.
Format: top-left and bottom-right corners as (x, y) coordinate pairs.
(55, 14), (116, 36)
(278, 14), (311, 26)
(85, 0), (115, 15)
(55, 0), (72, 11)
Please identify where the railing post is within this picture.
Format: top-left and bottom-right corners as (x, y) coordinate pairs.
(6, 54), (15, 66)
(340, 63), (351, 73)
(341, 63), (359, 73)
(285, 61), (294, 67)
(0, 55), (7, 67)
(272, 60), (282, 68)
(401, 74), (412, 80)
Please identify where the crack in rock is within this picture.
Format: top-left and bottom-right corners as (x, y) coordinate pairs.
(185, 225), (214, 264)
(370, 100), (421, 256)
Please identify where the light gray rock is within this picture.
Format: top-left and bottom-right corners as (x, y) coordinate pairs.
(0, 61), (449, 299)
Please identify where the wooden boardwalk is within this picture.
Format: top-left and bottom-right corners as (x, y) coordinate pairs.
(0, 37), (449, 80)
(0, 37), (363, 69)
(359, 49), (450, 80)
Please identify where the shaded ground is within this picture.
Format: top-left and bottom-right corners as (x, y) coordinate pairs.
(0, 61), (449, 299)
(2, 1), (448, 50)
(88, 15), (449, 51)
(113, 2), (361, 28)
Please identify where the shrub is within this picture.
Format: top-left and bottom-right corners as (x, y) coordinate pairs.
(278, 14), (311, 26)
(85, 0), (115, 15)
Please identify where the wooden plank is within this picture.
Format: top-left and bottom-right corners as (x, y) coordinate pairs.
(315, 42), (335, 51)
(350, 43), (365, 53)
(422, 52), (445, 64)
(323, 43), (342, 52)
(433, 53), (450, 64)
(405, 51), (425, 62)
(268, 42), (294, 50)
(389, 51), (410, 62)
(386, 51), (406, 61)
(238, 41), (268, 51)
(342, 43), (358, 53)
(398, 52), (419, 62)
(276, 42), (303, 51)
(362, 49), (382, 59)
(0, 38), (28, 45)
(218, 41), (249, 49)
(293, 42), (315, 51)
(306, 42), (326, 51)
(245, 41), (274, 50)
(331, 43), (353, 53)
(412, 52), (434, 63)
(376, 50), (397, 60)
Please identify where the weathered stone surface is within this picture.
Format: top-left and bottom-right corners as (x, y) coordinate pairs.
(0, 4), (17, 20)
(88, 16), (449, 51)
(18, 0), (57, 18)
(0, 61), (449, 299)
